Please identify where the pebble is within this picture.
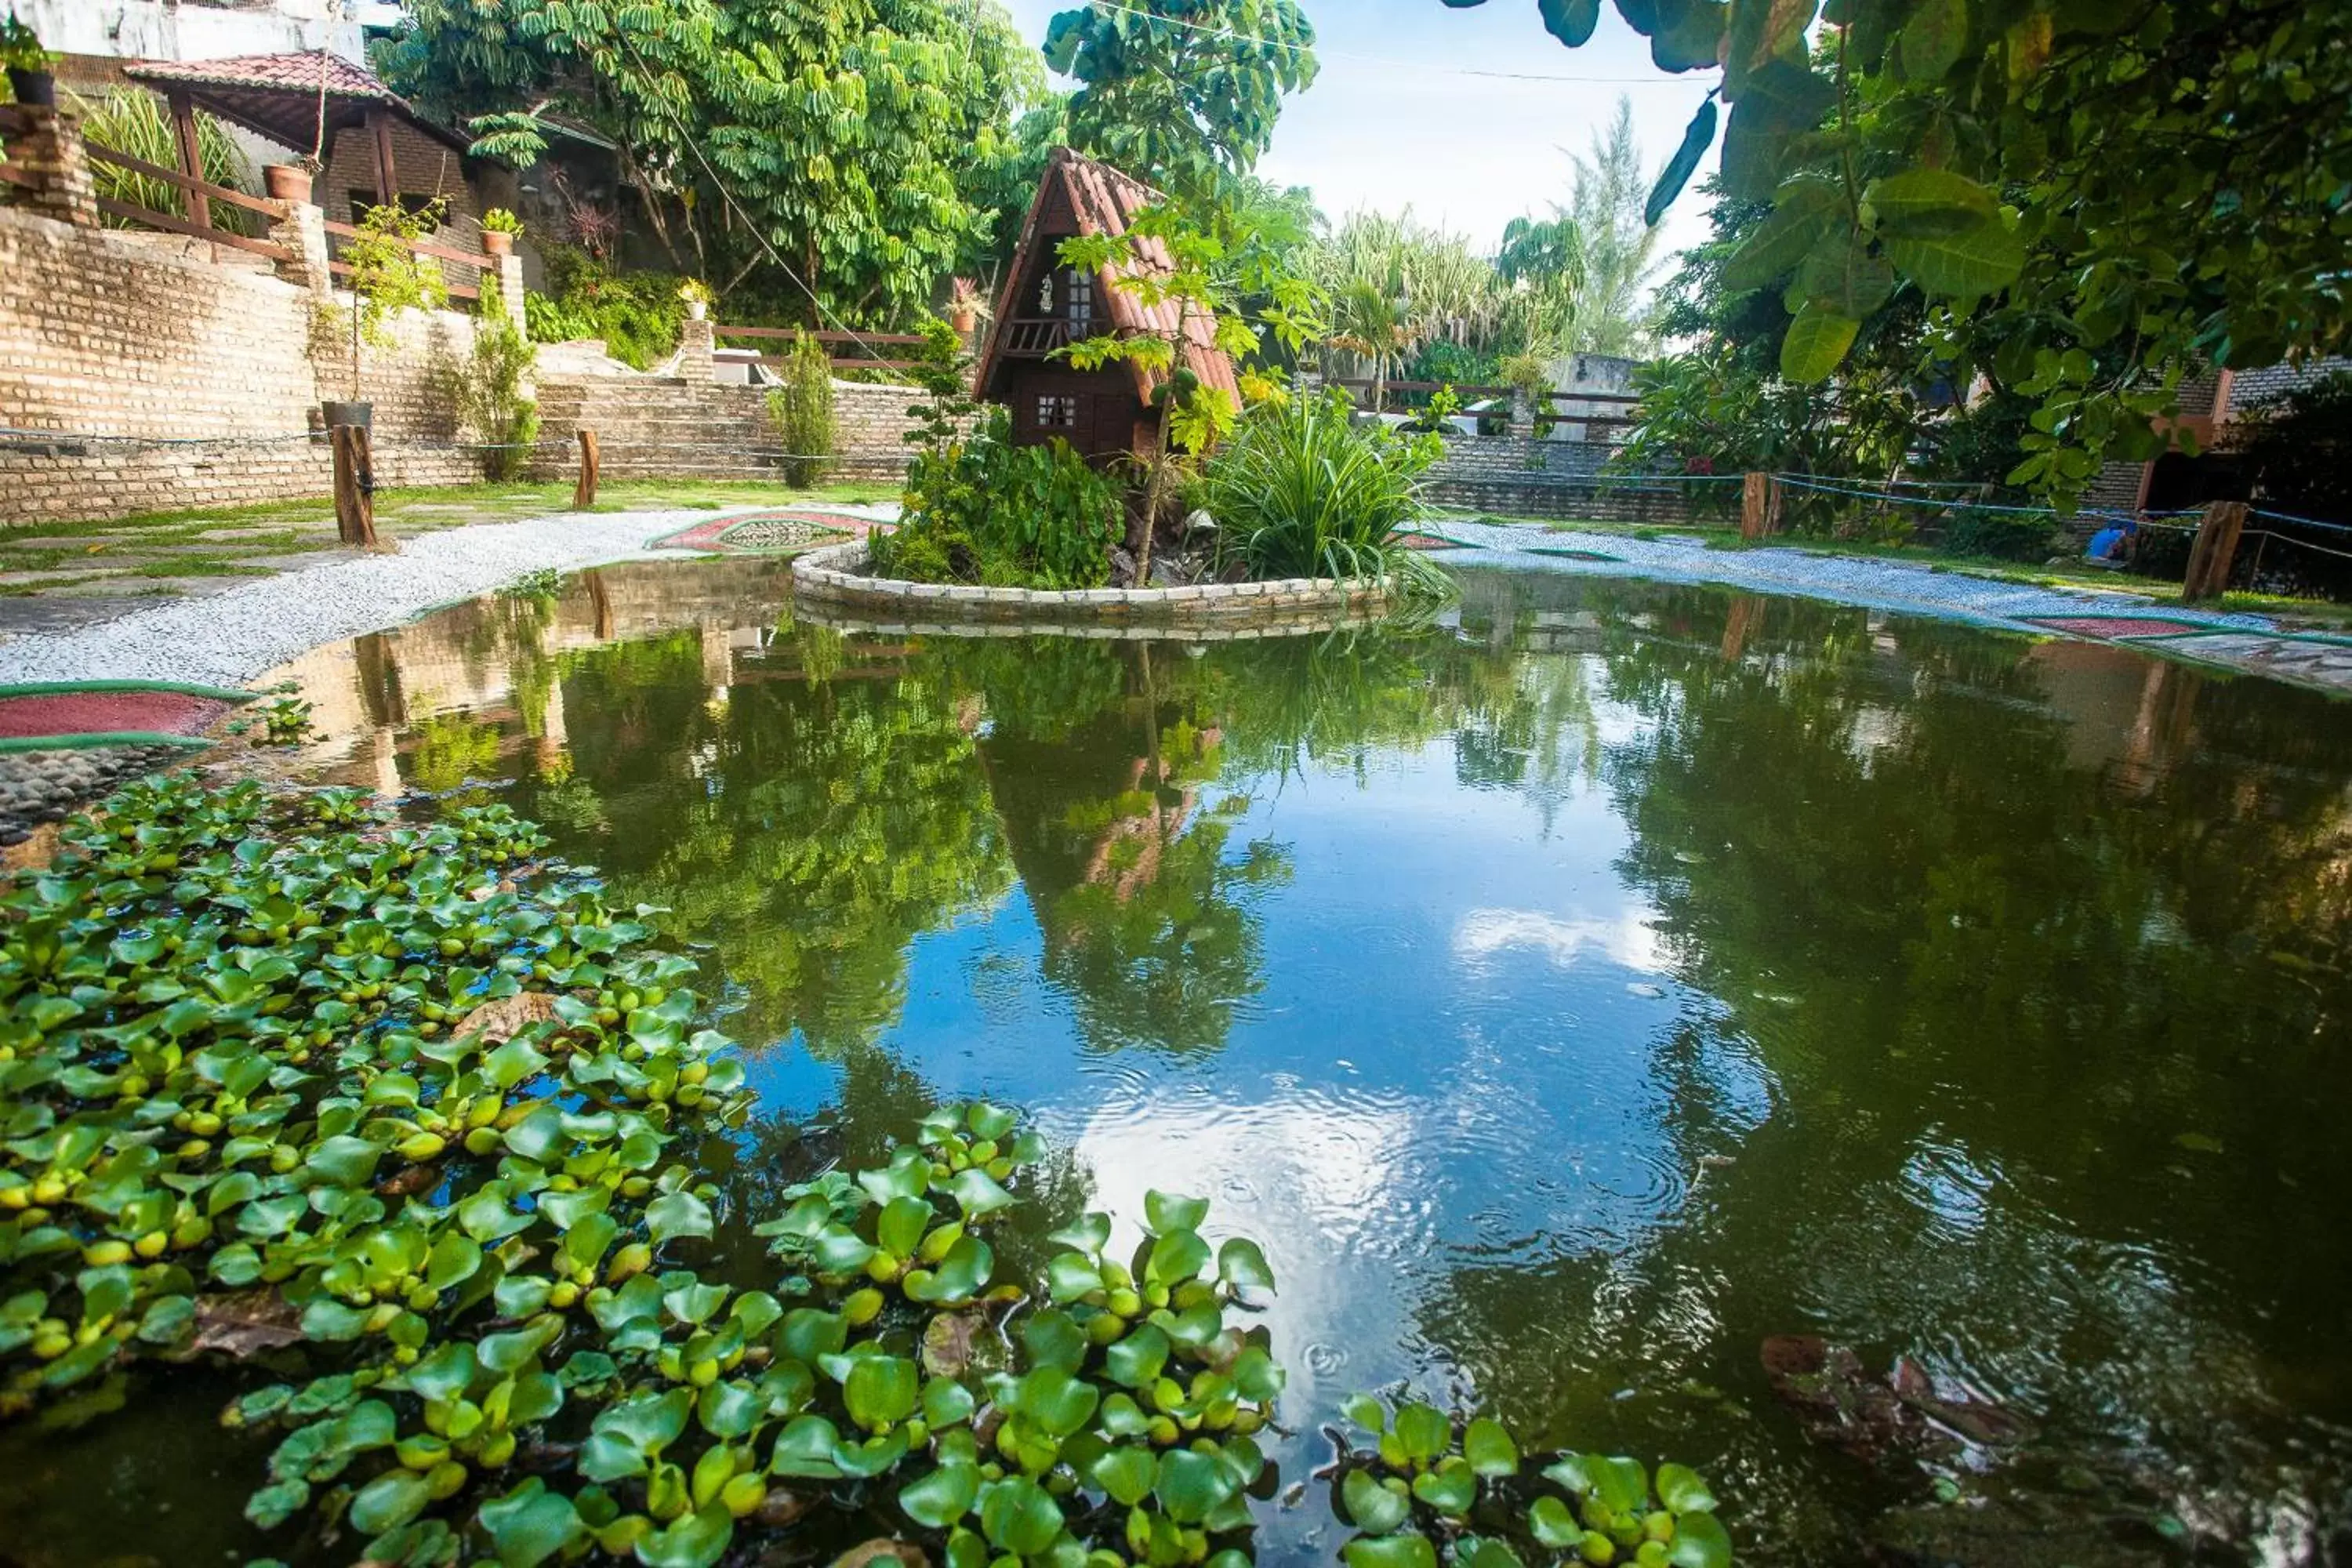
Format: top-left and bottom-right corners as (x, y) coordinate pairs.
(0, 511), (698, 689)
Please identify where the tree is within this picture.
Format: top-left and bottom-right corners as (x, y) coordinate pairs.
(455, 282), (540, 481)
(332, 199), (448, 402)
(1044, 0), (1319, 205)
(376, 0), (1044, 325)
(1555, 97), (1663, 357)
(1449, 0), (2352, 507)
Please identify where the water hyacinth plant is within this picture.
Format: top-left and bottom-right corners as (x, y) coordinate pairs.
(0, 773), (1732, 1568)
(1332, 1396), (1733, 1568)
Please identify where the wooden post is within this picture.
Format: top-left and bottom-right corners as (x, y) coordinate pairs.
(331, 424), (378, 547)
(573, 429), (600, 510)
(2181, 499), (2249, 602)
(368, 107), (399, 207)
(1740, 471), (1776, 540)
(166, 89), (210, 232)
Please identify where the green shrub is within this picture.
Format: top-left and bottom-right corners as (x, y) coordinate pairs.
(522, 244), (684, 369)
(764, 330), (836, 488)
(1199, 387), (1453, 596)
(456, 284), (540, 481)
(71, 88), (257, 235)
(1940, 507), (2061, 561)
(873, 406), (1123, 590)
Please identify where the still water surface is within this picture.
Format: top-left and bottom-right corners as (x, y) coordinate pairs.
(9, 557), (2351, 1565)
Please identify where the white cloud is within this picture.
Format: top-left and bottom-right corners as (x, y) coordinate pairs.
(1451, 906), (1664, 972)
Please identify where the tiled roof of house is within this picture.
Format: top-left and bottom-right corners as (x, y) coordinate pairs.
(126, 50), (397, 100)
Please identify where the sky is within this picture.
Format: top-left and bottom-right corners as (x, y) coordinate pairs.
(997, 0), (1723, 267)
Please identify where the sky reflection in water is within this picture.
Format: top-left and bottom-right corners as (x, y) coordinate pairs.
(247, 557), (2352, 1564)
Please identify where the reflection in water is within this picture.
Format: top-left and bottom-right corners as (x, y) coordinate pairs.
(240, 557), (2352, 1565)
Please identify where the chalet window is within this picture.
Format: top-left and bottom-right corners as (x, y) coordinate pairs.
(1065, 269), (1094, 326)
(1036, 395), (1079, 430)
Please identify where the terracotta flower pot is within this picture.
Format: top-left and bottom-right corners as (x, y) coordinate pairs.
(481, 229), (514, 258)
(949, 308), (977, 336)
(263, 164), (313, 204)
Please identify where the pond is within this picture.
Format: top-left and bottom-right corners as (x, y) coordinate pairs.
(6, 556), (2350, 1566)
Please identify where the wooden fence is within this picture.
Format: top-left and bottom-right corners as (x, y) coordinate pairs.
(321, 217), (490, 301)
(715, 324), (928, 375)
(82, 143), (292, 262)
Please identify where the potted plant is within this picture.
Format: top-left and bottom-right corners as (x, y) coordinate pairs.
(0, 18), (53, 108)
(946, 276), (991, 336)
(480, 206), (524, 258)
(263, 158), (317, 205)
(677, 278), (713, 321)
(322, 198), (449, 427)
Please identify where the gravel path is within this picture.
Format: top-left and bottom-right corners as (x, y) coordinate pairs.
(1425, 517), (2282, 636)
(0, 511), (691, 689)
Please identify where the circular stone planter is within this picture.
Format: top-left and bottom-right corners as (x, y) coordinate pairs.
(788, 541), (1389, 628)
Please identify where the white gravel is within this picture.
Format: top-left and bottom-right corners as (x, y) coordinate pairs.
(0, 511), (692, 688)
(1426, 516), (2281, 636)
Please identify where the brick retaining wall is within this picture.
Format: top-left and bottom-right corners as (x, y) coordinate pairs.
(1426, 434), (1715, 524)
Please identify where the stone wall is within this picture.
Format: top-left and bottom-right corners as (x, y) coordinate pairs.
(0, 204), (489, 525)
(524, 376), (924, 487)
(1425, 434), (1712, 525)
(790, 540), (1386, 631)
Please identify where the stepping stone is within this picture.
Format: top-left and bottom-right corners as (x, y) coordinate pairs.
(0, 567), (136, 586)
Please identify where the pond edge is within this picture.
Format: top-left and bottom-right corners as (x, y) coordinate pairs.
(788, 540), (1389, 626)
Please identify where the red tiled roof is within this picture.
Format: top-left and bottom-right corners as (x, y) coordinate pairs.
(126, 50), (397, 100)
(976, 147), (1240, 408)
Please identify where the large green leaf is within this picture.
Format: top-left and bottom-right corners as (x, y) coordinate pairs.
(1155, 1447), (1240, 1525)
(1144, 1191), (1210, 1234)
(1392, 1402), (1450, 1464)
(1537, 0), (1602, 45)
(1646, 96), (1718, 225)
(1884, 222), (2026, 298)
(1091, 1446), (1157, 1508)
(1897, 0), (1969, 80)
(1791, 235), (1896, 317)
(1528, 1496), (1581, 1548)
(1216, 1238), (1275, 1290)
(1780, 305), (1860, 381)
(347, 1468), (432, 1535)
(644, 1190), (713, 1246)
(1724, 178), (1848, 289)
(1867, 168), (2000, 237)
(1656, 1462), (1719, 1515)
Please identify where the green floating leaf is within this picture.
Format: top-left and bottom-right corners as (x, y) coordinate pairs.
(1529, 1495), (1581, 1549)
(901, 1462), (982, 1530)
(645, 1190), (713, 1246)
(978, 1476), (1064, 1558)
(479, 1478), (586, 1568)
(1216, 1237), (1275, 1290)
(1656, 1462), (1718, 1515)
(1144, 1190), (1210, 1235)
(347, 1468), (432, 1536)
(1340, 1392), (1388, 1433)
(1091, 1445), (1157, 1508)
(1464, 1417), (1519, 1477)
(1155, 1446), (1240, 1526)
(1411, 1459), (1477, 1517)
(635, 1502), (733, 1568)
(1342, 1470), (1411, 1535)
(843, 1355), (920, 1432)
(1342, 1535), (1436, 1568)
(1392, 1402), (1450, 1465)
(1671, 1510), (1734, 1568)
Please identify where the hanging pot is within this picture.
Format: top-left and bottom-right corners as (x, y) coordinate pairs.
(949, 308), (977, 336)
(6, 68), (53, 109)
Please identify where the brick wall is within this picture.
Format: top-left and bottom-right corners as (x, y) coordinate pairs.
(0, 204), (483, 525)
(525, 376), (931, 487)
(1425, 434), (1708, 525)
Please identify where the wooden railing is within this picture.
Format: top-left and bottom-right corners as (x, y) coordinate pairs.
(715, 324), (929, 374)
(999, 317), (1081, 356)
(81, 143), (292, 261)
(321, 217), (490, 301)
